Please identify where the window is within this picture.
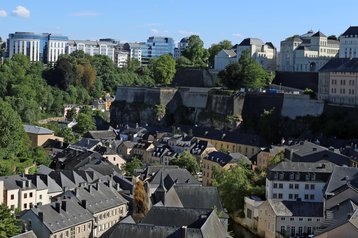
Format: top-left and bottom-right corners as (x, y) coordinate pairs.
(317, 218), (320, 222)
(281, 226), (285, 233)
(281, 217), (285, 221)
(289, 184), (293, 189)
(310, 194), (315, 200)
(279, 183), (283, 189)
(307, 227), (312, 234)
(29, 192), (33, 198)
(310, 184), (315, 190)
(24, 203), (27, 209)
(273, 193), (277, 199)
(39, 194), (42, 200)
(278, 193), (283, 199)
(24, 193), (27, 199)
(308, 218), (312, 221)
(294, 194), (299, 199)
(247, 209), (252, 219)
(305, 184), (309, 190)
(291, 227), (296, 236)
(298, 226), (303, 236)
(10, 194), (14, 200)
(305, 194), (309, 200)
(299, 218), (303, 221)
(290, 218), (294, 221)
(295, 184), (299, 189)
(289, 194), (293, 199)
(273, 183), (278, 188)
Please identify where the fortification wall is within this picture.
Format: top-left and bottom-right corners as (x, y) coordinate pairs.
(281, 94), (324, 119)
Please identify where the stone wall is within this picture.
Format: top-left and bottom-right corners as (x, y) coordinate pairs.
(281, 94), (324, 119)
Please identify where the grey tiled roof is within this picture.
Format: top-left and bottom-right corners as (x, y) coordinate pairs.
(24, 125), (53, 135)
(320, 58), (358, 73)
(71, 138), (101, 150)
(222, 49), (236, 57)
(270, 161), (335, 173)
(341, 26), (358, 37)
(84, 130), (117, 140)
(21, 199), (93, 233)
(312, 31), (327, 37)
(268, 200), (323, 217)
(325, 166), (358, 195)
(11, 231), (37, 238)
(238, 38), (264, 47)
(149, 167), (201, 187)
(205, 151), (234, 167)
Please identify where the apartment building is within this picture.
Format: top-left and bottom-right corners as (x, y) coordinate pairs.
(266, 161), (335, 202)
(66, 40), (115, 61)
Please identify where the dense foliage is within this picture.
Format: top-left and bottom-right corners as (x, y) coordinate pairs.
(218, 50), (272, 89)
(180, 35), (209, 68)
(208, 40), (233, 68)
(0, 205), (22, 238)
(123, 157), (143, 176)
(169, 151), (200, 174)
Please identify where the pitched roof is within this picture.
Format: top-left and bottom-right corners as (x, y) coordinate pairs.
(84, 130), (117, 140)
(21, 199), (93, 233)
(222, 49), (236, 57)
(11, 231), (37, 238)
(205, 151), (235, 167)
(268, 200), (323, 217)
(148, 167), (200, 187)
(312, 31), (327, 37)
(320, 58), (358, 73)
(71, 138), (101, 150)
(271, 71), (318, 92)
(341, 26), (358, 37)
(325, 166), (358, 195)
(238, 38), (264, 47)
(24, 125), (53, 135)
(270, 161), (335, 173)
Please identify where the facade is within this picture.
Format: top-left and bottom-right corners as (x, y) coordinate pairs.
(122, 42), (144, 63)
(24, 124), (63, 147)
(202, 151), (237, 186)
(318, 58), (358, 106)
(242, 196), (264, 231)
(174, 37), (189, 58)
(7, 32), (68, 63)
(256, 146), (285, 170)
(266, 161), (335, 202)
(339, 26), (358, 58)
(66, 40), (115, 61)
(141, 36), (175, 64)
(257, 200), (324, 238)
(214, 38), (276, 71)
(279, 30), (339, 72)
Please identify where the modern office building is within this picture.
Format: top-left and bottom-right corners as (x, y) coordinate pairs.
(7, 32), (68, 63)
(141, 36), (175, 64)
(66, 40), (116, 61)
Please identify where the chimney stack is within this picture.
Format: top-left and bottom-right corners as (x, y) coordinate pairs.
(81, 200), (87, 209)
(54, 202), (61, 213)
(181, 226), (187, 238)
(61, 201), (67, 212)
(38, 212), (44, 221)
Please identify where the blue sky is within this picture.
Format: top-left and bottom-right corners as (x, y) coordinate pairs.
(0, 0), (357, 48)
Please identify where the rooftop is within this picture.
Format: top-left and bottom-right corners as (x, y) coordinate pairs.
(24, 125), (53, 135)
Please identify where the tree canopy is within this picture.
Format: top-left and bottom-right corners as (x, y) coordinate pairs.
(0, 205), (22, 238)
(169, 151), (199, 174)
(218, 50), (271, 89)
(150, 54), (176, 85)
(182, 35), (209, 67)
(123, 157), (143, 176)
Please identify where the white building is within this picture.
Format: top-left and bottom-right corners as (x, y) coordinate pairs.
(339, 26), (358, 58)
(279, 30), (339, 72)
(214, 38), (276, 71)
(266, 161), (335, 203)
(66, 40), (115, 61)
(123, 42), (144, 63)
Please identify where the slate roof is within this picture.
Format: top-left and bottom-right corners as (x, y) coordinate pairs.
(312, 31), (327, 37)
(324, 166), (358, 195)
(319, 58), (358, 72)
(133, 141), (153, 150)
(84, 130), (117, 140)
(21, 199), (93, 233)
(317, 199), (358, 235)
(24, 125), (53, 135)
(152, 145), (171, 158)
(341, 26), (358, 37)
(190, 140), (212, 156)
(42, 139), (69, 150)
(222, 49), (236, 57)
(0, 175), (35, 191)
(61, 182), (127, 214)
(71, 138), (101, 150)
(148, 167), (201, 187)
(268, 200), (323, 217)
(238, 38), (264, 47)
(270, 161), (335, 173)
(11, 231), (37, 238)
(271, 71), (318, 92)
(205, 151), (235, 167)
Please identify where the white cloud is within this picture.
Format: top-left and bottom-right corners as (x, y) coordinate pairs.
(0, 10), (7, 17)
(179, 30), (198, 36)
(71, 11), (100, 17)
(232, 33), (243, 38)
(151, 29), (160, 34)
(12, 6), (30, 18)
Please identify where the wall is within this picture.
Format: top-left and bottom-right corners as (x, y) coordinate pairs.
(281, 94), (324, 119)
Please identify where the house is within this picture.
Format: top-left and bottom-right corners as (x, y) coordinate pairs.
(24, 124), (63, 147)
(41, 139), (69, 158)
(241, 196), (264, 232)
(130, 141), (155, 162)
(284, 141), (351, 166)
(60, 181), (128, 237)
(257, 200), (324, 238)
(214, 49), (237, 71)
(101, 206), (231, 238)
(20, 199), (93, 238)
(266, 161), (335, 202)
(255, 146), (285, 170)
(190, 140), (217, 165)
(83, 130), (117, 144)
(339, 26), (358, 58)
(118, 141), (136, 158)
(95, 146), (126, 170)
(149, 144), (172, 165)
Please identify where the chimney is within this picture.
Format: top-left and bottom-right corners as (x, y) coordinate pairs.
(54, 202), (61, 213)
(61, 201), (67, 212)
(26, 180), (31, 188)
(21, 180), (26, 188)
(116, 183), (121, 191)
(108, 179), (113, 188)
(38, 212), (44, 222)
(81, 200), (87, 209)
(181, 226), (187, 238)
(313, 147), (317, 151)
(74, 188), (78, 197)
(63, 186), (68, 192)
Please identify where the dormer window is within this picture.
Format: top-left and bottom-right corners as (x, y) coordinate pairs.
(311, 173), (316, 181)
(274, 173), (279, 180)
(290, 173), (294, 180)
(305, 173), (310, 181)
(279, 173), (284, 180)
(295, 173), (300, 180)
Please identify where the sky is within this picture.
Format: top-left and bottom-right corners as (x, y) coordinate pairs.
(0, 0), (357, 49)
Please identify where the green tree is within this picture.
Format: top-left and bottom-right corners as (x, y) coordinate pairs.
(57, 128), (78, 143)
(0, 100), (28, 160)
(0, 205), (22, 238)
(218, 50), (270, 89)
(30, 147), (52, 167)
(169, 151), (199, 174)
(176, 56), (193, 67)
(182, 35), (209, 67)
(150, 54), (176, 85)
(124, 157), (143, 176)
(208, 40), (232, 68)
(74, 112), (96, 134)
